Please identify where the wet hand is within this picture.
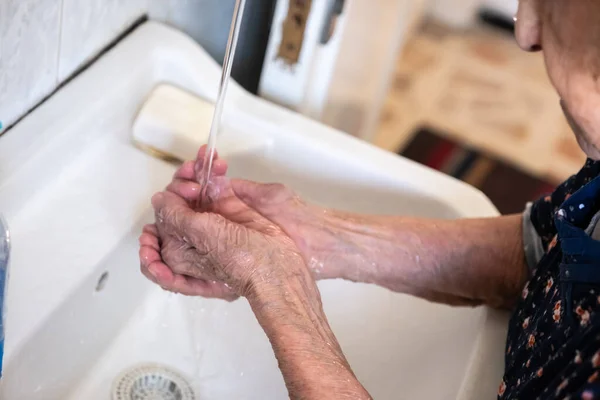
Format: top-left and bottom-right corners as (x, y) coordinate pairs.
(167, 146), (355, 281)
(139, 160), (309, 298)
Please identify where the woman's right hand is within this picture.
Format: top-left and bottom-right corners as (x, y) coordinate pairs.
(167, 146), (364, 282)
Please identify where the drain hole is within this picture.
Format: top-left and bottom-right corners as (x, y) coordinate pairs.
(112, 363), (195, 400)
(95, 271), (109, 292)
(131, 375), (183, 399)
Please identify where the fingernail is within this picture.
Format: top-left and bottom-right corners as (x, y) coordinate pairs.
(148, 265), (159, 279)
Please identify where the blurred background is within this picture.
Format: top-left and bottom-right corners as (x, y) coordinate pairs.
(0, 0), (585, 213)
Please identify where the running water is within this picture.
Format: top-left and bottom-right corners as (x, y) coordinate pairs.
(197, 0), (246, 209)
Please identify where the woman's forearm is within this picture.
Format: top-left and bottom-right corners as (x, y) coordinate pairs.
(321, 213), (528, 309)
(248, 260), (371, 400)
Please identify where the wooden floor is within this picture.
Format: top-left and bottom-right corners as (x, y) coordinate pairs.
(373, 20), (586, 184)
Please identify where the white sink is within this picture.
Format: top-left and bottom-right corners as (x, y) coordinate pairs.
(0, 22), (508, 400)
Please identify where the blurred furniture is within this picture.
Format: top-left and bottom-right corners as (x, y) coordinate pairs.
(428, 0), (517, 28)
(373, 20), (586, 183)
(259, 0), (427, 142)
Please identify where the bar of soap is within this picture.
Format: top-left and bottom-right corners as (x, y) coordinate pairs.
(132, 84), (215, 161)
(132, 83), (270, 164)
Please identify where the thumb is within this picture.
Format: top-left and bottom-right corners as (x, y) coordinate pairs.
(230, 180), (292, 211)
(152, 191), (221, 252)
(152, 191), (198, 236)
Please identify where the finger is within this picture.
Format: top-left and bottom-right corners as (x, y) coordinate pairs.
(204, 175), (234, 205)
(195, 144), (226, 178)
(174, 156), (228, 183)
(144, 258), (238, 300)
(170, 160), (229, 204)
(140, 260), (161, 285)
(196, 144), (219, 162)
(230, 179), (293, 211)
(142, 224), (158, 236)
(139, 242), (229, 298)
(139, 244), (167, 285)
(195, 158), (228, 179)
(167, 179), (201, 203)
(140, 245), (191, 293)
(152, 191), (191, 218)
(152, 191), (205, 238)
(212, 159), (229, 176)
(205, 176), (281, 235)
(141, 224), (161, 247)
(173, 161), (196, 181)
(139, 231), (160, 251)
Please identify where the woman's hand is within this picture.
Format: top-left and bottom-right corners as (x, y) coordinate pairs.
(165, 146), (366, 282)
(140, 149), (371, 399)
(139, 150), (310, 299)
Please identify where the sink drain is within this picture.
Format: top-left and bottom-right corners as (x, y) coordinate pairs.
(112, 363), (195, 400)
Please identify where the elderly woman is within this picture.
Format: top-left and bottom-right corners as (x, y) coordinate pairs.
(139, 1), (600, 398)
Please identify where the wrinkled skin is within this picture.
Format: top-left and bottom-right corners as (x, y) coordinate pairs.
(170, 172), (352, 280)
(139, 151), (373, 398)
(515, 0), (600, 159)
(140, 145), (357, 297)
(142, 0), (600, 300)
(139, 147), (308, 299)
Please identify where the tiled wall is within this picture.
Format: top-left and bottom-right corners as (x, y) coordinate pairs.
(0, 0), (242, 131)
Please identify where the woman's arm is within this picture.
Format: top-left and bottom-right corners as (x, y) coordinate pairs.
(320, 212), (528, 309)
(166, 159), (529, 309)
(248, 257), (372, 400)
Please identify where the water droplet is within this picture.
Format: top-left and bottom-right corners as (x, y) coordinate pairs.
(240, 372), (244, 377)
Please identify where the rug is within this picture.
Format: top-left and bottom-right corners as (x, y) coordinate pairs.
(400, 127), (557, 215)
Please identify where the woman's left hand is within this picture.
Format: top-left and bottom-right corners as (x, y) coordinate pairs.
(138, 150), (310, 300)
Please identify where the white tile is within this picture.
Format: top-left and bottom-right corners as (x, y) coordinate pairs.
(147, 0), (174, 20)
(58, 0), (148, 81)
(149, 0), (234, 61)
(0, 0), (61, 129)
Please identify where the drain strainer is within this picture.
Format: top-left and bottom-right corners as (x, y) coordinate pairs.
(112, 363), (195, 400)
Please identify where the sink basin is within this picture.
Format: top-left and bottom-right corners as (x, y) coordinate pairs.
(0, 22), (508, 400)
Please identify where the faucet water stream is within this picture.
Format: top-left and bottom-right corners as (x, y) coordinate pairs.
(197, 0), (246, 208)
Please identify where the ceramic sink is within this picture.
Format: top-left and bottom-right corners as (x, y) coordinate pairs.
(0, 22), (508, 400)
